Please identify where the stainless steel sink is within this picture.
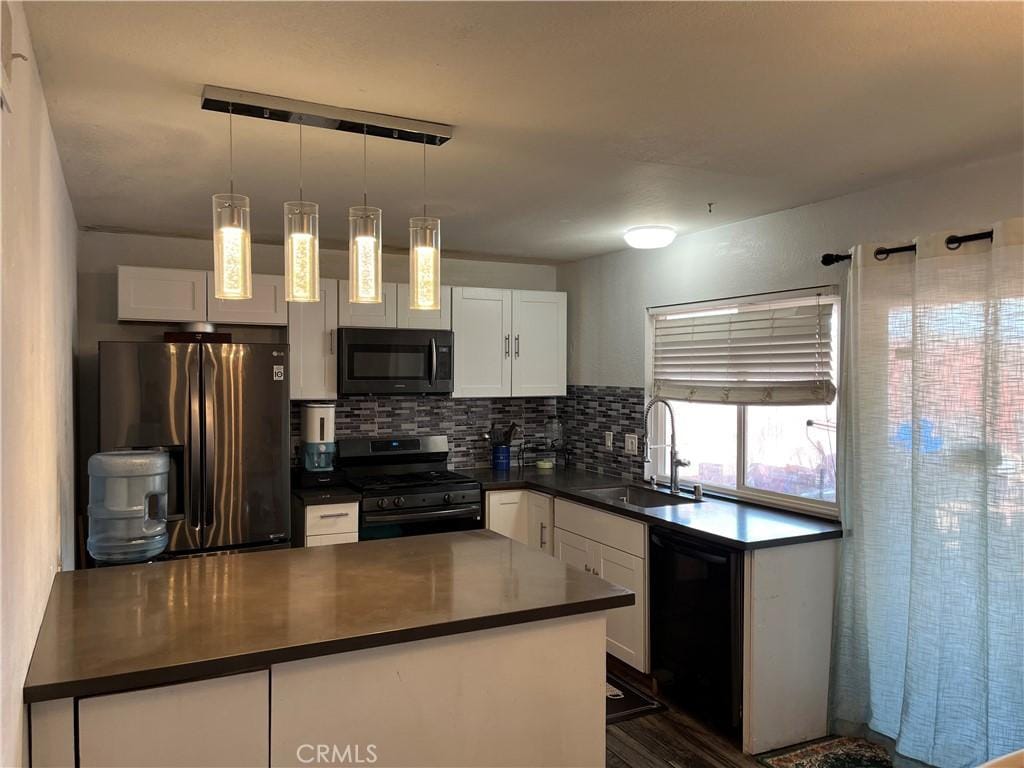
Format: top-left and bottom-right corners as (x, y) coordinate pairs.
(577, 485), (698, 508)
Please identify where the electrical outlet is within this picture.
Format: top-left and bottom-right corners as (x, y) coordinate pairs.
(604, 431), (614, 450)
(624, 434), (638, 455)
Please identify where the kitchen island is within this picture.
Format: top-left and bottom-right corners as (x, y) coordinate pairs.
(25, 530), (632, 768)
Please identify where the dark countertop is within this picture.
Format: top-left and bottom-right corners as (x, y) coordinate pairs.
(292, 486), (363, 504)
(24, 530), (632, 703)
(461, 466), (843, 550)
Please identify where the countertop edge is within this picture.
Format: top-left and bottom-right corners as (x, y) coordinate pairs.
(23, 591), (633, 704)
(480, 475), (843, 550)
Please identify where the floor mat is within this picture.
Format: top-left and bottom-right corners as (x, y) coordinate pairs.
(606, 673), (665, 724)
(758, 736), (892, 768)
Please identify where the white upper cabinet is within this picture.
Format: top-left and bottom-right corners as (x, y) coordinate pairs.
(452, 287), (566, 399)
(397, 284), (452, 330)
(117, 266), (207, 322)
(207, 272), (288, 326)
(288, 279), (339, 400)
(451, 287), (513, 398)
(338, 280), (398, 327)
(512, 290), (567, 397)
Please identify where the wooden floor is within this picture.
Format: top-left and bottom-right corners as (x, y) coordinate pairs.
(607, 706), (762, 768)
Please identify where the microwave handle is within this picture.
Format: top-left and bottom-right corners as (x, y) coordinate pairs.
(429, 337), (437, 386)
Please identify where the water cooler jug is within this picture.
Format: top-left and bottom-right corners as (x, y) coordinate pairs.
(87, 450), (170, 564)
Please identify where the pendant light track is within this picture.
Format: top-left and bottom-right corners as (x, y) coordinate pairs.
(201, 85), (453, 145)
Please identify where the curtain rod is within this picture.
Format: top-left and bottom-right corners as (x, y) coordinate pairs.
(820, 228), (994, 266)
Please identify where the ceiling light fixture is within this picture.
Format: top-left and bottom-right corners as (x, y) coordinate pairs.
(409, 134), (441, 311)
(624, 225), (677, 250)
(349, 125), (382, 304)
(284, 118), (320, 303)
(212, 104), (253, 300)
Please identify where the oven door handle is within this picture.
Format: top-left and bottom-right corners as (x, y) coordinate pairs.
(363, 506), (480, 526)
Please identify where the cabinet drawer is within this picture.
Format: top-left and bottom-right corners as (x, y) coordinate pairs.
(554, 499), (646, 558)
(305, 503), (358, 536)
(306, 532), (359, 548)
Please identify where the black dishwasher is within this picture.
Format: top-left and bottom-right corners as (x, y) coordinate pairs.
(649, 528), (744, 740)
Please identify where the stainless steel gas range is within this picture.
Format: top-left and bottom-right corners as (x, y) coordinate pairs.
(335, 435), (483, 540)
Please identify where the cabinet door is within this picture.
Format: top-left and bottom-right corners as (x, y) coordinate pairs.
(338, 280), (398, 327)
(207, 272), (288, 325)
(552, 527), (596, 573)
(288, 279), (339, 400)
(486, 491), (528, 545)
(526, 492), (554, 555)
(397, 284), (452, 329)
(511, 290), (566, 397)
(595, 543), (647, 671)
(451, 287), (512, 398)
(78, 671), (268, 768)
(117, 266), (207, 322)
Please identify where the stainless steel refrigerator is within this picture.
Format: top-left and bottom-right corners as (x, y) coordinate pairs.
(99, 341), (290, 555)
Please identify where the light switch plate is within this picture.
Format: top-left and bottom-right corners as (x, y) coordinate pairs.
(604, 431), (614, 450)
(624, 434), (638, 455)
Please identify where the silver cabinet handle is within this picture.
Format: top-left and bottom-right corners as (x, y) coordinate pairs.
(329, 329), (335, 355)
(514, 334), (520, 358)
(539, 522), (547, 549)
(504, 334), (510, 358)
(319, 511), (350, 519)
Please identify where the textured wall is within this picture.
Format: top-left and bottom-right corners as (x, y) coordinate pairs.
(0, 3), (78, 764)
(558, 151), (1024, 388)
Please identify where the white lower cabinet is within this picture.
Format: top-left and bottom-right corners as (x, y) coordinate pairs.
(77, 672), (268, 768)
(304, 502), (358, 547)
(554, 499), (648, 672)
(486, 491), (553, 555)
(338, 280), (398, 327)
(207, 272), (288, 325)
(288, 278), (339, 400)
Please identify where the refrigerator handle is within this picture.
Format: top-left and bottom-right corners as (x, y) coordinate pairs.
(204, 351), (216, 528)
(188, 350), (203, 530)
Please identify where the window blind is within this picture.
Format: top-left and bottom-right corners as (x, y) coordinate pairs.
(651, 290), (838, 405)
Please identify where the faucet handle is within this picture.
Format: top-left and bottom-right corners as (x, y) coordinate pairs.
(673, 457), (691, 468)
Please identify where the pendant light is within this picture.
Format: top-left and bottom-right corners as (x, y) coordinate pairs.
(348, 125), (382, 304)
(284, 119), (320, 302)
(212, 104), (253, 300)
(409, 134), (441, 311)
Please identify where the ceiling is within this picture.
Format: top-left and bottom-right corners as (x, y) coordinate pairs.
(24, 1), (1024, 262)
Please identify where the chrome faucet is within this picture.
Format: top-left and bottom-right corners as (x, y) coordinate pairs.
(642, 397), (690, 493)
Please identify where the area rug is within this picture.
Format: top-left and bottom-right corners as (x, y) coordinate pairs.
(758, 736), (892, 768)
(605, 673), (665, 724)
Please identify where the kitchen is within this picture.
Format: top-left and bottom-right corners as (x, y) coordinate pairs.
(2, 3), (1023, 768)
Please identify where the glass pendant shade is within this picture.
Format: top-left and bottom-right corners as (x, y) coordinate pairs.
(348, 206), (382, 304)
(284, 201), (320, 302)
(212, 193), (253, 300)
(408, 216), (441, 310)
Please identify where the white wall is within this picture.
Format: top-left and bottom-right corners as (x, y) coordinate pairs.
(0, 3), (78, 765)
(558, 151), (1024, 387)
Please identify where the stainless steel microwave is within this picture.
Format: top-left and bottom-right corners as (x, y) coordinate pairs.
(338, 328), (454, 395)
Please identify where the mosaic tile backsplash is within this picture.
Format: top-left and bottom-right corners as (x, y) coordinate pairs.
(561, 384), (646, 479)
(290, 384), (646, 477)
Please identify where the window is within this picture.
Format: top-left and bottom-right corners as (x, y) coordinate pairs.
(649, 288), (839, 516)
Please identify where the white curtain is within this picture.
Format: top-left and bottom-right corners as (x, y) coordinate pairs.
(831, 218), (1024, 767)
